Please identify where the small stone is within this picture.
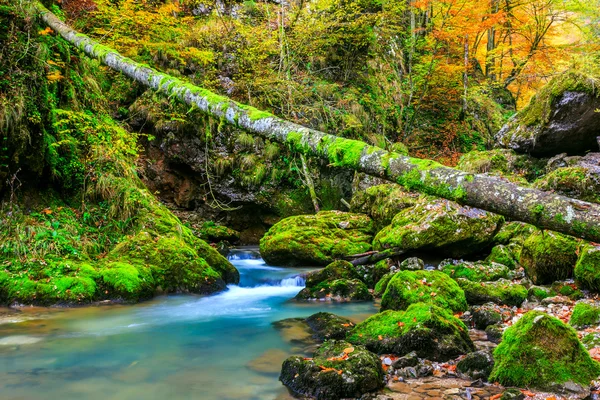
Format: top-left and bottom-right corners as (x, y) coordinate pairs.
(383, 357), (393, 366)
(393, 351), (419, 369)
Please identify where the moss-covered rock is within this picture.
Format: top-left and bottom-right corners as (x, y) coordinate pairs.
(260, 211), (375, 266)
(527, 286), (555, 302)
(196, 221), (240, 243)
(534, 166), (600, 204)
(305, 312), (355, 341)
(347, 303), (474, 360)
(485, 244), (520, 270)
(279, 340), (384, 400)
(520, 230), (579, 285)
(355, 259), (391, 289)
(399, 257), (425, 271)
(381, 270), (467, 312)
(489, 311), (600, 389)
(471, 303), (504, 330)
(457, 350), (494, 381)
(349, 184), (423, 230)
(492, 221), (537, 246)
(456, 149), (539, 182)
(296, 260), (372, 301)
(575, 244), (600, 292)
(439, 260), (511, 282)
(570, 302), (600, 328)
(495, 69), (600, 156)
(458, 278), (527, 307)
(373, 199), (503, 258)
(296, 278), (372, 302)
(374, 272), (394, 297)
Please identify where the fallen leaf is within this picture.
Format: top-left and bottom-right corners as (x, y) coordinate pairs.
(343, 347), (354, 354)
(378, 335), (383, 341)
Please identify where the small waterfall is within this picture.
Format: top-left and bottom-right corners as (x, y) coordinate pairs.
(228, 249), (261, 261)
(277, 276), (306, 287)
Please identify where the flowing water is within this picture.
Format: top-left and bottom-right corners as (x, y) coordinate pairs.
(0, 249), (377, 400)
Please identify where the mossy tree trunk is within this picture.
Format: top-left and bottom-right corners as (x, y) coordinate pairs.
(34, 2), (600, 242)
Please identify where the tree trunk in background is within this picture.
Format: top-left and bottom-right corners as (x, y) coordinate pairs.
(300, 154), (320, 213)
(33, 2), (600, 242)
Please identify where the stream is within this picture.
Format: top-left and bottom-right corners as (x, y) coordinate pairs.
(0, 248), (377, 400)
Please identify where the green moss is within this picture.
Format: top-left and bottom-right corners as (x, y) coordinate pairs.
(259, 211), (375, 266)
(374, 199), (503, 258)
(322, 137), (368, 167)
(381, 270), (467, 312)
(458, 278), (527, 307)
(574, 244), (600, 292)
(349, 184), (423, 230)
(534, 167), (600, 203)
(440, 260), (511, 282)
(374, 272), (394, 297)
(570, 302), (600, 328)
(347, 303), (474, 360)
(520, 229), (579, 285)
(99, 261), (154, 301)
(527, 286), (555, 302)
(489, 311), (600, 388)
(485, 244), (519, 270)
(493, 221), (536, 245)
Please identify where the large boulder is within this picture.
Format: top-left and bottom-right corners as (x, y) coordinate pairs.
(260, 211), (375, 266)
(349, 184), (423, 230)
(347, 303), (475, 361)
(570, 302), (600, 328)
(280, 340), (384, 400)
(456, 149), (540, 182)
(458, 278), (527, 307)
(373, 199), (503, 258)
(534, 153), (600, 204)
(381, 270), (467, 312)
(489, 311), (600, 390)
(520, 230), (579, 285)
(495, 71), (600, 156)
(575, 244), (600, 292)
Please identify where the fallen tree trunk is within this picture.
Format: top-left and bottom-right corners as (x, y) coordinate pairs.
(33, 3), (600, 242)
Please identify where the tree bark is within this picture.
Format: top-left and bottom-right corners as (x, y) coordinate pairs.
(33, 2), (600, 242)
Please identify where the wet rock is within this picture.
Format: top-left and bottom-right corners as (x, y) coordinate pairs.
(495, 70), (600, 156)
(485, 244), (520, 270)
(527, 285), (555, 302)
(575, 243), (600, 292)
(296, 278), (372, 302)
(350, 184), (422, 230)
(439, 260), (511, 282)
(534, 163), (600, 203)
(569, 302), (600, 328)
(347, 303), (474, 361)
(471, 303), (503, 330)
(373, 199), (503, 258)
(456, 149), (540, 181)
(381, 270), (467, 313)
(493, 221), (537, 246)
(520, 229), (578, 285)
(457, 351), (494, 381)
(296, 261), (372, 301)
(305, 312), (355, 341)
(485, 324), (503, 344)
(260, 211), (375, 266)
(489, 311), (600, 390)
(399, 257), (425, 271)
(279, 340), (384, 400)
(373, 272), (394, 298)
(392, 351), (419, 369)
(356, 260), (391, 289)
(458, 279), (527, 307)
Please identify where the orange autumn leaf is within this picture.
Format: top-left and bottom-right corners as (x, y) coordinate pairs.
(378, 335), (383, 341)
(42, 208), (53, 215)
(490, 395), (502, 400)
(39, 27), (54, 36)
(521, 390), (536, 396)
(343, 347), (354, 354)
(397, 322), (405, 327)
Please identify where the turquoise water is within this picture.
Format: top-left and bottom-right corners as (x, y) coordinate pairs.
(0, 249), (377, 400)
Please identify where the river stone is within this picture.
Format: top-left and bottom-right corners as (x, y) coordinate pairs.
(495, 70), (600, 156)
(457, 350), (494, 381)
(489, 311), (600, 390)
(259, 211), (375, 266)
(534, 153), (600, 203)
(458, 278), (527, 307)
(296, 261), (373, 301)
(471, 303), (504, 330)
(575, 243), (600, 292)
(347, 303), (475, 361)
(373, 199), (503, 258)
(381, 270), (468, 313)
(520, 229), (578, 285)
(279, 340), (384, 400)
(305, 312), (355, 341)
(439, 260), (511, 282)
